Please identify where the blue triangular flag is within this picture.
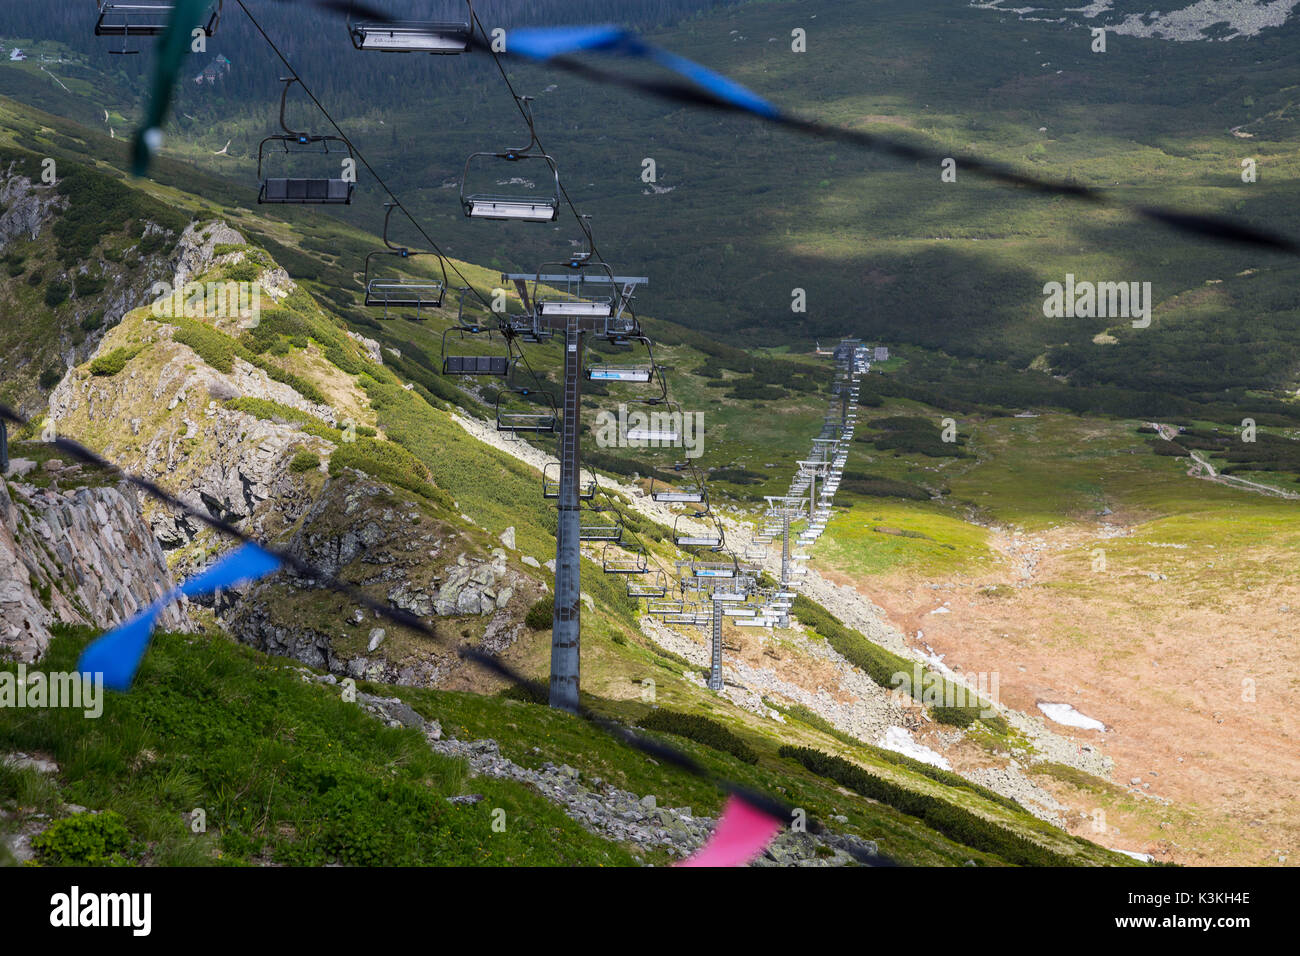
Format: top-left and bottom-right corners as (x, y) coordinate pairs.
(506, 25), (779, 119)
(78, 543), (281, 691)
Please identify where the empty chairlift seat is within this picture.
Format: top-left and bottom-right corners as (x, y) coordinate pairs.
(692, 562), (736, 580)
(258, 79), (355, 206)
(442, 354), (509, 376)
(627, 572), (668, 599)
(348, 11), (470, 53)
(461, 97), (560, 222)
(602, 543), (648, 575)
(440, 328), (509, 377)
(260, 178), (353, 204)
(542, 464), (596, 500)
(363, 203), (446, 312)
(646, 599), (685, 617)
(585, 363), (655, 383)
(496, 392), (557, 434)
(579, 512), (622, 543)
(650, 474), (706, 505)
(96, 1), (222, 46)
(531, 256), (620, 320)
(674, 516), (722, 549)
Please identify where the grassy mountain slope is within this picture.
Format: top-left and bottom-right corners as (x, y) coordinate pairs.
(0, 98), (1145, 867)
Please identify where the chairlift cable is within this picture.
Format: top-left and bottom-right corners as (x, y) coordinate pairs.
(234, 0), (495, 312)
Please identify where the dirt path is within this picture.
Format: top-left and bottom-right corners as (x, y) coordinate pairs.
(1149, 422), (1300, 500)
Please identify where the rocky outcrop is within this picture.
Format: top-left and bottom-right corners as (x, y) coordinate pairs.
(171, 220), (246, 289)
(50, 345), (337, 552)
(346, 331), (384, 366)
(0, 166), (64, 248)
(0, 476), (189, 662)
(223, 479), (542, 687)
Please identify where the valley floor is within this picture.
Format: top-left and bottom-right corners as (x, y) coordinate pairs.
(809, 412), (1300, 867)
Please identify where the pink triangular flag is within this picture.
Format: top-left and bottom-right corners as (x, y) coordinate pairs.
(677, 795), (782, 867)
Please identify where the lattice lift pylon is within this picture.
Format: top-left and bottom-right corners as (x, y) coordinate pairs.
(503, 248), (648, 712)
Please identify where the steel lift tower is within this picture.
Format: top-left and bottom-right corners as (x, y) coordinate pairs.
(502, 249), (648, 712)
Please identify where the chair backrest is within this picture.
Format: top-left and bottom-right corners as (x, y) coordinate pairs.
(261, 178), (352, 204)
(445, 355), (509, 376)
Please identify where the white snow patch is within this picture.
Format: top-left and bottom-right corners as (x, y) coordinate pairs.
(1114, 847), (1154, 862)
(878, 726), (952, 770)
(1038, 701), (1106, 731)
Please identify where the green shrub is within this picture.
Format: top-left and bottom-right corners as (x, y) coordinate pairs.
(38, 367), (63, 391)
(329, 436), (439, 500)
(224, 396), (330, 431)
(74, 273), (106, 297)
(861, 415), (973, 458)
(790, 595), (998, 724)
(840, 471), (932, 500)
(44, 281), (70, 308)
(637, 709), (758, 764)
(779, 747), (1073, 865)
(31, 811), (136, 866)
(224, 262), (260, 284)
(1149, 439), (1189, 457)
(525, 596), (554, 631)
(289, 450), (320, 473)
(170, 317), (239, 372)
(89, 345), (143, 376)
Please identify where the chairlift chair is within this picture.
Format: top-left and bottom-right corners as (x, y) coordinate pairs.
(650, 471), (706, 505)
(494, 358), (558, 433)
(602, 542), (649, 575)
(461, 97), (560, 222)
(542, 463), (596, 500)
(578, 499), (622, 543)
(363, 203), (446, 313)
(258, 78), (355, 205)
(96, 1), (221, 54)
(495, 386), (558, 434)
(646, 599), (684, 616)
(664, 610), (710, 628)
(627, 571), (668, 599)
(673, 515), (723, 549)
(585, 333), (661, 386)
(347, 2), (469, 53)
(691, 561), (737, 580)
(531, 244), (620, 321)
(711, 590), (748, 603)
(585, 362), (657, 384)
(621, 397), (685, 447)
